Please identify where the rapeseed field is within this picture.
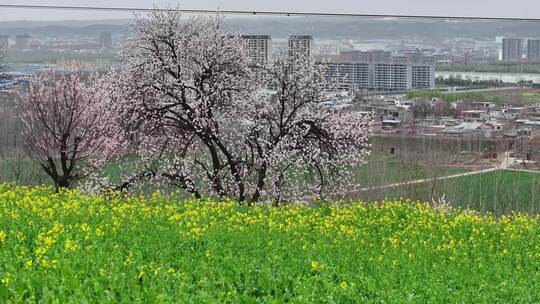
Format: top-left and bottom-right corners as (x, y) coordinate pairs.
(1, 185), (539, 302)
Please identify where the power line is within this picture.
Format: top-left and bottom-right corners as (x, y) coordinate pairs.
(1, 4), (540, 21)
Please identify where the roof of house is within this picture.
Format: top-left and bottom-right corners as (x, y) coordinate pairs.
(454, 122), (483, 130)
(445, 122), (483, 134)
(382, 120), (401, 124)
(462, 110), (486, 114)
(526, 120), (540, 126)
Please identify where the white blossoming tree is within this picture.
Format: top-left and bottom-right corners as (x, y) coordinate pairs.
(107, 10), (372, 203)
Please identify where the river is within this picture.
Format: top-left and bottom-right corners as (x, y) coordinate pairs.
(436, 71), (540, 84)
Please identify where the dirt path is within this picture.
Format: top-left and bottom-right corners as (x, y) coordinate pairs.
(356, 156), (540, 193)
(356, 167), (500, 193)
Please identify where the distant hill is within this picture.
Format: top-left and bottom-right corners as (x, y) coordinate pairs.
(0, 22), (128, 37)
(225, 17), (540, 40)
(0, 17), (539, 40)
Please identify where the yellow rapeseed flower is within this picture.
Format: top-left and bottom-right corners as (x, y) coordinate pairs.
(340, 281), (349, 289)
(64, 239), (79, 252)
(80, 223), (90, 233)
(124, 252), (133, 266)
(25, 260), (33, 269)
(43, 236), (55, 247)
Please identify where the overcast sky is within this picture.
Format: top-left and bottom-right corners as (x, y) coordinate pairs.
(0, 0), (538, 21)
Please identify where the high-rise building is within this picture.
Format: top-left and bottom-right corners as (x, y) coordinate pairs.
(0, 35), (9, 50)
(464, 53), (473, 65)
(366, 50), (392, 63)
(394, 52), (437, 66)
(391, 56), (408, 64)
(421, 56), (437, 66)
(411, 65), (435, 89)
(100, 32), (113, 49)
(339, 50), (391, 63)
(502, 38), (523, 63)
(321, 61), (435, 91)
(528, 39), (540, 63)
(15, 33), (30, 50)
(404, 52), (423, 64)
(373, 63), (412, 91)
(339, 50), (368, 62)
(318, 50), (435, 92)
(320, 55), (372, 90)
(242, 35), (272, 64)
(288, 35), (313, 58)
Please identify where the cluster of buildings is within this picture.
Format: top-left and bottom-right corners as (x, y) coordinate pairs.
(0, 34), (31, 50)
(501, 38), (540, 63)
(359, 95), (540, 160)
(0, 32), (113, 51)
(241, 35), (436, 92)
(406, 38), (500, 66)
(367, 97), (540, 136)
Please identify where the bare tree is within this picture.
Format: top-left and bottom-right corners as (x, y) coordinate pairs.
(103, 10), (373, 203)
(20, 63), (115, 191)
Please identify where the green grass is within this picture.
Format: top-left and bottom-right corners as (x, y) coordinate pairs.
(521, 92), (540, 100)
(8, 152), (535, 218)
(353, 154), (467, 188)
(407, 89), (540, 104)
(0, 151), (469, 192)
(0, 159), (50, 186)
(437, 63), (540, 74)
(3, 186), (540, 302)
(375, 170), (540, 215)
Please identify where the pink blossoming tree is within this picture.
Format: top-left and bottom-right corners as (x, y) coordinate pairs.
(20, 63), (116, 191)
